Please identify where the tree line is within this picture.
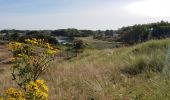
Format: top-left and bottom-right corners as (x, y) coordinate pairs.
(116, 21), (170, 44)
(0, 29), (117, 41)
(1, 21), (170, 45)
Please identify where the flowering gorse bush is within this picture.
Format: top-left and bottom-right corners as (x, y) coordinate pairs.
(3, 87), (25, 100)
(0, 38), (57, 100)
(25, 80), (48, 100)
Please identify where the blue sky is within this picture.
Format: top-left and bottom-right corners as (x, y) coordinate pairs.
(0, 0), (170, 30)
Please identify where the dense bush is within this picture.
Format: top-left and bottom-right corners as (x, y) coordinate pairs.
(72, 39), (86, 56)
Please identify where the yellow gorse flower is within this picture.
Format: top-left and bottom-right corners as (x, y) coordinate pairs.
(36, 80), (44, 85)
(45, 43), (53, 50)
(25, 38), (57, 55)
(17, 53), (29, 58)
(8, 42), (22, 50)
(47, 49), (56, 55)
(41, 84), (48, 92)
(26, 81), (38, 91)
(26, 80), (48, 100)
(0, 97), (3, 100)
(4, 88), (25, 100)
(25, 38), (39, 45)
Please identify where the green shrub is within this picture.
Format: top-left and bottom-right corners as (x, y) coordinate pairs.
(122, 39), (169, 75)
(123, 53), (165, 75)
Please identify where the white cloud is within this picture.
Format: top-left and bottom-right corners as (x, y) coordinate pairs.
(126, 0), (170, 17)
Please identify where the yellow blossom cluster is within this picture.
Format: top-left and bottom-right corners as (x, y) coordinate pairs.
(44, 43), (57, 55)
(8, 41), (33, 58)
(8, 42), (22, 50)
(1, 80), (48, 100)
(25, 38), (39, 45)
(3, 88), (25, 100)
(45, 43), (53, 50)
(8, 38), (57, 59)
(25, 38), (46, 47)
(47, 49), (56, 55)
(25, 38), (57, 55)
(17, 53), (30, 58)
(0, 97), (3, 100)
(26, 80), (48, 100)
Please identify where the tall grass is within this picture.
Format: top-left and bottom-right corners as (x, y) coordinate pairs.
(162, 45), (170, 79)
(154, 45), (170, 99)
(127, 42), (170, 100)
(122, 39), (169, 75)
(42, 39), (170, 99)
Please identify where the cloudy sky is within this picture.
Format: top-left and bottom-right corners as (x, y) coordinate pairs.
(0, 0), (170, 30)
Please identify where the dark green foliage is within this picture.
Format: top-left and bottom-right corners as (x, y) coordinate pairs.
(10, 32), (20, 41)
(19, 32), (58, 45)
(93, 30), (116, 41)
(26, 31), (39, 35)
(117, 21), (170, 44)
(72, 39), (86, 56)
(1, 21), (170, 46)
(105, 30), (114, 36)
(52, 29), (94, 37)
(81, 30), (94, 37)
(117, 25), (150, 44)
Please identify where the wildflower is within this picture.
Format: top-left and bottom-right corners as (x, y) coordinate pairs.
(0, 97), (3, 100)
(26, 80), (48, 99)
(25, 38), (38, 45)
(4, 88), (25, 100)
(40, 92), (48, 99)
(8, 42), (22, 50)
(41, 84), (48, 92)
(47, 49), (56, 55)
(17, 53), (30, 58)
(45, 43), (53, 50)
(26, 81), (38, 91)
(36, 80), (44, 85)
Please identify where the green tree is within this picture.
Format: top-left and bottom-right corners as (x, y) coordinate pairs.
(10, 32), (20, 41)
(72, 40), (86, 56)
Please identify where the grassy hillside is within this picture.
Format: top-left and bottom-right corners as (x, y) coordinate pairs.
(44, 38), (170, 99)
(1, 39), (170, 99)
(77, 37), (122, 50)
